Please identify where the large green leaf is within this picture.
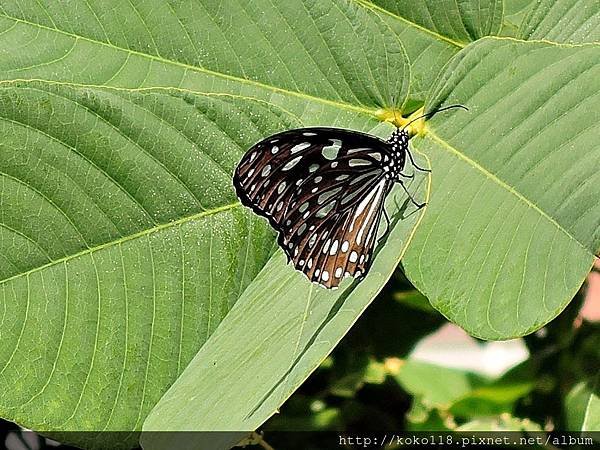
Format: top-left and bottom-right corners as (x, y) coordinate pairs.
(519, 0), (600, 44)
(0, 83), (295, 446)
(403, 37), (600, 339)
(0, 80), (426, 448)
(141, 156), (430, 450)
(0, 0), (408, 114)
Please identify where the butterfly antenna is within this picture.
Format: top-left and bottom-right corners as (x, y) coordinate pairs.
(401, 104), (468, 131)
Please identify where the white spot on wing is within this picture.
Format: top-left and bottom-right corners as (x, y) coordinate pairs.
(350, 251), (358, 263)
(349, 159), (372, 167)
(322, 139), (342, 160)
(283, 156), (302, 171)
(329, 240), (339, 255)
(347, 147), (372, 155)
(323, 239), (331, 254)
(291, 142), (311, 154)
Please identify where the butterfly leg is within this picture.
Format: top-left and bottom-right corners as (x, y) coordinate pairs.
(399, 171), (414, 179)
(382, 207), (390, 237)
(406, 147), (431, 172)
(398, 180), (426, 209)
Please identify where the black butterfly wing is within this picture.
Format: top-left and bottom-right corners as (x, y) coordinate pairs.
(233, 127), (392, 288)
(285, 177), (392, 288)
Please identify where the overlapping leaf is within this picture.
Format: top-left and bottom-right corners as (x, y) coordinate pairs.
(142, 159), (430, 450)
(366, 0), (503, 43)
(403, 38), (600, 339)
(0, 0), (408, 112)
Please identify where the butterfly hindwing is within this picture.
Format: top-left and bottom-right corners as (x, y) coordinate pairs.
(286, 178), (392, 288)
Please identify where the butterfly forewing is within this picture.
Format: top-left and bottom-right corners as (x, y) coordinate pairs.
(233, 127), (392, 288)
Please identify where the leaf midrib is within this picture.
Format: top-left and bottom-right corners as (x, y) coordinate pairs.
(427, 131), (591, 256)
(0, 202), (241, 287)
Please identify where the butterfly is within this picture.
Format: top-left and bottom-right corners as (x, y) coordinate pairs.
(233, 105), (467, 288)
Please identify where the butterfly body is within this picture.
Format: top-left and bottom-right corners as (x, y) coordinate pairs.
(233, 126), (423, 289)
(383, 128), (410, 182)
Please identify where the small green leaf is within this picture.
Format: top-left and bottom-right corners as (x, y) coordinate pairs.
(568, 374), (600, 432)
(395, 360), (488, 407)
